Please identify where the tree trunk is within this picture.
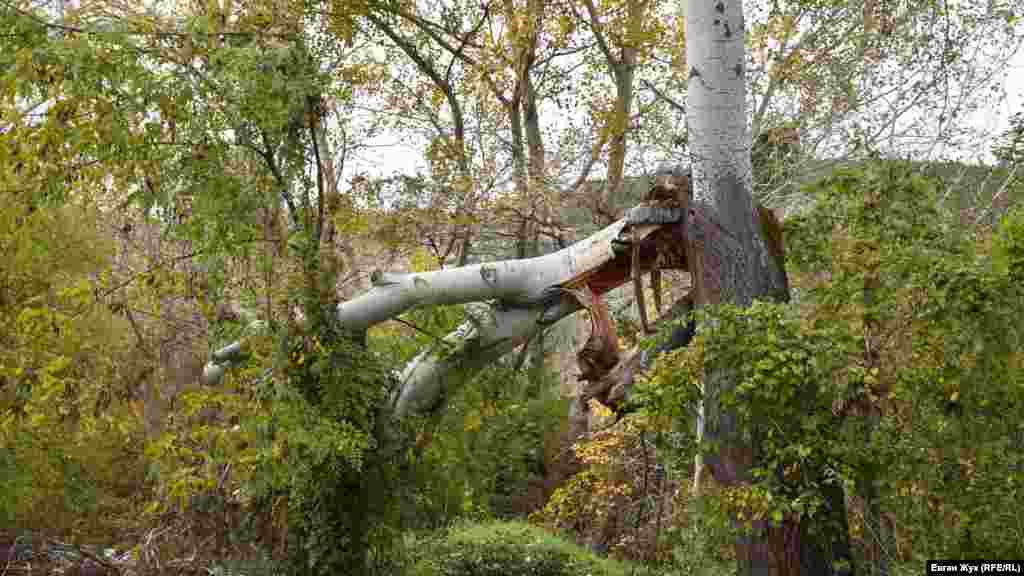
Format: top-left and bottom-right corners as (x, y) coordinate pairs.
(582, 0), (642, 224)
(684, 1), (850, 575)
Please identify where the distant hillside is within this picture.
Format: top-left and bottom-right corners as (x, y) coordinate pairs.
(557, 159), (1021, 240)
(464, 157), (1020, 269)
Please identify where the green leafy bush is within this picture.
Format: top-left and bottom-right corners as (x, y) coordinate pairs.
(410, 520), (654, 576)
(403, 361), (569, 528)
(142, 240), (410, 575)
(370, 290), (570, 529)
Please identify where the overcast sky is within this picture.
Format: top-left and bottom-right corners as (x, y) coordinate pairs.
(989, 49), (1024, 133)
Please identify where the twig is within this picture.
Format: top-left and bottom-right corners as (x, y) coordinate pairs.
(96, 249), (207, 300)
(641, 79), (686, 115)
(389, 318), (456, 350)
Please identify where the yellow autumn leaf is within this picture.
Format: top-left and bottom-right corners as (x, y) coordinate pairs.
(464, 412), (482, 432)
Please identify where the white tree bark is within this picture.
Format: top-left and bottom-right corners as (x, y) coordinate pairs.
(202, 217), (666, 417)
(391, 301), (576, 416)
(334, 218), (630, 332)
(684, 2), (849, 574)
(686, 0), (759, 500)
(686, 0), (756, 248)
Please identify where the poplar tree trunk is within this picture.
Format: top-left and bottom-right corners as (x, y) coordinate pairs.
(684, 1), (851, 574)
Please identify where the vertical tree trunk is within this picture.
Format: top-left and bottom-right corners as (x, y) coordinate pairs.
(684, 1), (850, 574)
(605, 59), (636, 210)
(524, 71), (546, 257)
(509, 95), (533, 259)
(583, 0), (642, 223)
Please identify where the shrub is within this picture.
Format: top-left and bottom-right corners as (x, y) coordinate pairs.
(409, 520), (654, 576)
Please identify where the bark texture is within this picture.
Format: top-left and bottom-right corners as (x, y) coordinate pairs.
(202, 216), (663, 397)
(685, 1), (849, 574)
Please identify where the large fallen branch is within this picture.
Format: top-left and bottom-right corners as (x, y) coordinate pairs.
(199, 164), (785, 433)
(201, 213), (667, 405)
(392, 299), (577, 416)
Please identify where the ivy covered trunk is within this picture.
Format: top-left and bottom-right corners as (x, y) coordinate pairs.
(683, 0), (850, 574)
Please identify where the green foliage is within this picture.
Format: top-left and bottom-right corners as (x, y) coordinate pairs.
(409, 520), (655, 576)
(635, 302), (854, 554)
(993, 206), (1024, 280)
(255, 243), (403, 574)
(994, 112), (1024, 166)
(787, 162), (1024, 556)
(635, 161), (1024, 564)
(406, 361), (568, 528)
(142, 226), (405, 574)
(141, 331), (404, 573)
(0, 165), (142, 537)
(658, 499), (737, 576)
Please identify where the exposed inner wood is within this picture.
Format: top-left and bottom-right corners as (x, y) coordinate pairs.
(633, 240), (652, 334)
(575, 285), (622, 384)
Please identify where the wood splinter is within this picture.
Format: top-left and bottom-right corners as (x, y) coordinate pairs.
(632, 235), (664, 336)
(634, 163), (690, 334)
(632, 241), (652, 335)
